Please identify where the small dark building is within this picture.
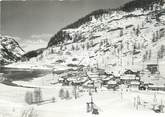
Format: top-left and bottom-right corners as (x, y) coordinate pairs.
(124, 69), (140, 77)
(107, 80), (118, 90)
(124, 69), (135, 74)
(101, 76), (111, 85)
(58, 78), (70, 86)
(147, 64), (159, 74)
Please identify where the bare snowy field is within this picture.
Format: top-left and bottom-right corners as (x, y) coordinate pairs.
(0, 78), (165, 117)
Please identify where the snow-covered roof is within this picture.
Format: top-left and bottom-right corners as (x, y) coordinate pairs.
(149, 85), (165, 88)
(120, 74), (139, 80)
(107, 80), (117, 84)
(130, 81), (140, 85)
(87, 71), (99, 75)
(67, 78), (76, 81)
(58, 78), (64, 81)
(83, 80), (93, 86)
(72, 77), (88, 83)
(102, 77), (111, 81)
(88, 74), (100, 78)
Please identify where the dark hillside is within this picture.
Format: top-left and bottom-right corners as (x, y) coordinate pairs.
(48, 0), (164, 48)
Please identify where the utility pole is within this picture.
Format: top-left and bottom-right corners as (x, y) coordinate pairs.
(157, 52), (159, 72)
(156, 52), (160, 79)
(89, 89), (94, 110)
(132, 43), (134, 65)
(74, 85), (77, 99)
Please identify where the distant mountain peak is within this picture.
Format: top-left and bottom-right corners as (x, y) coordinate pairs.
(0, 34), (25, 65)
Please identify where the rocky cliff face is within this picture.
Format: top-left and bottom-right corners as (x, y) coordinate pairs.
(0, 34), (24, 65)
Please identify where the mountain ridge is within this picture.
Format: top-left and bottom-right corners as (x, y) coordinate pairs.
(0, 34), (25, 65)
(47, 0), (164, 47)
(18, 0), (165, 76)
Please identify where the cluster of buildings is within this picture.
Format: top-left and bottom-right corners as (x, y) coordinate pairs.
(57, 64), (165, 92)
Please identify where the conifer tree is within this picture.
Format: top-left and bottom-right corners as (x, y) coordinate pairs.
(120, 29), (123, 37)
(65, 90), (70, 99)
(71, 45), (75, 51)
(34, 88), (42, 104)
(81, 44), (85, 50)
(59, 88), (65, 99)
(86, 42), (90, 50)
(25, 91), (33, 104)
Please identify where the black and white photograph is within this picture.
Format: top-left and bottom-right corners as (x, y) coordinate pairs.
(0, 0), (165, 117)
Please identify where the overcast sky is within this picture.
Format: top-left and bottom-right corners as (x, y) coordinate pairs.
(1, 0), (132, 51)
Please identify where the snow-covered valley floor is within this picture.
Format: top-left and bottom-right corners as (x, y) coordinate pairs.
(0, 76), (165, 117)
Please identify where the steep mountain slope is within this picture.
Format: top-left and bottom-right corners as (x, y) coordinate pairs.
(0, 34), (24, 65)
(48, 0), (164, 47)
(22, 0), (165, 76)
(21, 48), (46, 62)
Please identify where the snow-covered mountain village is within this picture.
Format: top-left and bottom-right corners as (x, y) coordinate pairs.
(0, 0), (165, 117)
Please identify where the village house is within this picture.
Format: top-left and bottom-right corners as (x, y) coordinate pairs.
(146, 64), (159, 74)
(107, 80), (118, 90)
(87, 71), (106, 80)
(82, 80), (95, 89)
(86, 70), (107, 89)
(120, 70), (141, 88)
(120, 74), (140, 84)
(128, 80), (140, 90)
(101, 75), (113, 86)
(58, 77), (70, 86)
(71, 76), (88, 86)
(87, 70), (105, 80)
(148, 84), (165, 91)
